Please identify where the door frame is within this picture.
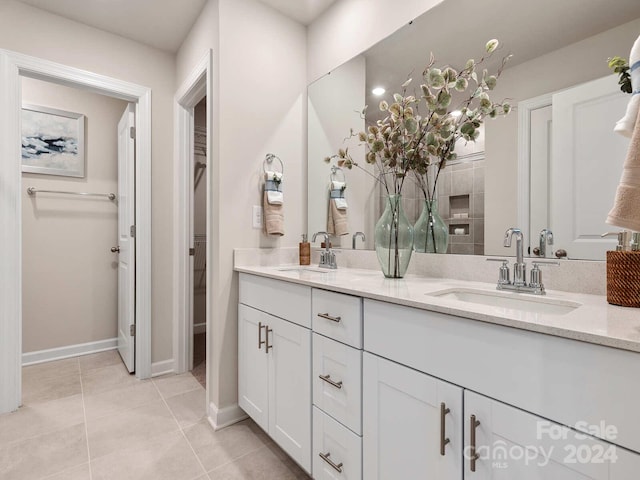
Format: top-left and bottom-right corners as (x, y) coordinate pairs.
(173, 50), (213, 376)
(0, 49), (152, 413)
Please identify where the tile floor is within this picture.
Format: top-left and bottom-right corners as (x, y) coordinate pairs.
(0, 351), (310, 480)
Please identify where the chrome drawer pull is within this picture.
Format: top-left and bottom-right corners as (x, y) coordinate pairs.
(318, 374), (343, 389)
(470, 414), (481, 472)
(440, 402), (451, 456)
(265, 326), (273, 353)
(319, 452), (343, 473)
(317, 312), (341, 323)
(258, 321), (266, 350)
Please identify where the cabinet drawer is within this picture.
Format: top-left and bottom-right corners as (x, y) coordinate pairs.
(239, 273), (311, 328)
(313, 407), (362, 480)
(312, 289), (362, 347)
(313, 334), (362, 434)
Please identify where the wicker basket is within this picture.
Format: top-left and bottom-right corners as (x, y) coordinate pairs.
(606, 251), (640, 307)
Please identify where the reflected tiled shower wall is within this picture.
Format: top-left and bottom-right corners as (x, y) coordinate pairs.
(388, 158), (485, 255)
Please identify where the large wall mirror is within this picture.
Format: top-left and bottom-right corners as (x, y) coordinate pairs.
(308, 0), (640, 260)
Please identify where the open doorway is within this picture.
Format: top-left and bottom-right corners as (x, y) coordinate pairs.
(191, 97), (207, 388)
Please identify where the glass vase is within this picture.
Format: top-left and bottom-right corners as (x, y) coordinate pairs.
(413, 199), (449, 253)
(374, 194), (414, 278)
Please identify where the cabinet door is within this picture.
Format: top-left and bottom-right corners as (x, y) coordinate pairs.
(464, 390), (614, 479)
(268, 315), (312, 473)
(363, 352), (463, 480)
(238, 304), (269, 432)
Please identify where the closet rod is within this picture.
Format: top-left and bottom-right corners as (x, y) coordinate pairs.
(27, 187), (116, 201)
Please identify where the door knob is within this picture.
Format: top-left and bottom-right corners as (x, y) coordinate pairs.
(111, 246), (120, 253)
(554, 249), (567, 258)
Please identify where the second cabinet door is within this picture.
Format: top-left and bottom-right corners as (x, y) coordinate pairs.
(363, 352), (463, 480)
(268, 314), (312, 473)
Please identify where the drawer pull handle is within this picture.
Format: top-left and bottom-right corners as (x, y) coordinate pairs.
(265, 326), (273, 353)
(258, 321), (266, 350)
(440, 402), (451, 456)
(318, 374), (343, 389)
(470, 414), (481, 472)
(317, 313), (341, 323)
(319, 452), (343, 473)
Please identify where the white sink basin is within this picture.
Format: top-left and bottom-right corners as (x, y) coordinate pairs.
(277, 267), (329, 274)
(427, 288), (581, 316)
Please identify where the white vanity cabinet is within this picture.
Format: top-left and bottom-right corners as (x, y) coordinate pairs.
(238, 274), (312, 473)
(311, 288), (363, 479)
(363, 352), (464, 479)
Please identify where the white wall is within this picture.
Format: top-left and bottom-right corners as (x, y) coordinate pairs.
(176, 0), (307, 411)
(484, 18), (640, 255)
(21, 77), (127, 353)
(307, 0), (444, 82)
(0, 0), (176, 364)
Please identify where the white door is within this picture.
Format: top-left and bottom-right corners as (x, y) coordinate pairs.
(363, 352), (463, 480)
(551, 76), (630, 260)
(464, 390), (614, 479)
(238, 304), (269, 431)
(117, 104), (136, 372)
(268, 315), (312, 473)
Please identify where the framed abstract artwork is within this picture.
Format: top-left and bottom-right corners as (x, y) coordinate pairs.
(21, 104), (85, 177)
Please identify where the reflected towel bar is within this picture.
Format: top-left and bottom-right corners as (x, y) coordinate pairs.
(27, 187), (116, 201)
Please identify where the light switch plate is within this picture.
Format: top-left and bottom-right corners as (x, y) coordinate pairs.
(252, 205), (263, 229)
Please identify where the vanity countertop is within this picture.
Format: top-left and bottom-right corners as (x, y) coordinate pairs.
(235, 264), (640, 353)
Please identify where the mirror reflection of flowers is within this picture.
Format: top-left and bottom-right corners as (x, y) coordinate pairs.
(325, 39), (512, 200)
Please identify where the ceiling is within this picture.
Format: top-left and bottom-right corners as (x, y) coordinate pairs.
(14, 0), (337, 53)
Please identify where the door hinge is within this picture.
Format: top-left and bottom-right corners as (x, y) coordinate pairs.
(189, 247), (195, 256)
(130, 225), (136, 238)
(130, 126), (136, 139)
(130, 324), (136, 336)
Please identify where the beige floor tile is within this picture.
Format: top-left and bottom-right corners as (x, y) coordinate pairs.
(86, 398), (179, 459)
(183, 419), (271, 472)
(90, 430), (206, 480)
(0, 423), (88, 480)
(153, 373), (202, 399)
(22, 372), (82, 405)
(207, 445), (310, 480)
(42, 462), (91, 479)
(165, 388), (207, 428)
(0, 394), (84, 446)
(81, 363), (141, 396)
(84, 382), (161, 421)
(79, 350), (122, 373)
(22, 357), (80, 383)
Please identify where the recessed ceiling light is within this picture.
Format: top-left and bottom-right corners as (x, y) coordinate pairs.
(372, 87), (386, 96)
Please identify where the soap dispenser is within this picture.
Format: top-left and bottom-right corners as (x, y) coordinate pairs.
(601, 230), (640, 307)
(299, 234), (310, 265)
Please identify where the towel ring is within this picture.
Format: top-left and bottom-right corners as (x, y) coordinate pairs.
(330, 165), (346, 183)
(263, 153), (284, 175)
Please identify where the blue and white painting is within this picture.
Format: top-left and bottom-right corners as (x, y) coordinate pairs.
(21, 105), (85, 177)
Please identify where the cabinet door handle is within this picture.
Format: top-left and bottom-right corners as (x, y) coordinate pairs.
(440, 402), (451, 456)
(265, 326), (273, 353)
(317, 312), (341, 323)
(318, 374), (343, 389)
(258, 321), (266, 350)
(319, 452), (343, 473)
(470, 414), (481, 472)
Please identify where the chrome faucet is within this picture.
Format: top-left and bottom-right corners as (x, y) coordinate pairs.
(312, 231), (337, 269)
(504, 227), (526, 286)
(352, 231), (366, 249)
(487, 227), (559, 295)
(538, 229), (554, 258)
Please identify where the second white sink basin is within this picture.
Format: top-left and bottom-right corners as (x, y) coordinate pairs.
(428, 288), (581, 316)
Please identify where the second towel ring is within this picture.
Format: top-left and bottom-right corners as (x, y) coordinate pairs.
(330, 165), (346, 183)
(263, 153), (284, 175)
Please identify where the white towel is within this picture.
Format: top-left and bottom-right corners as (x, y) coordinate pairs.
(614, 34), (640, 138)
(331, 180), (348, 209)
(265, 170), (283, 205)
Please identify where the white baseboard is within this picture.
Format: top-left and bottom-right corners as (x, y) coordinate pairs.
(194, 323), (207, 335)
(208, 402), (248, 430)
(151, 359), (175, 377)
(22, 338), (117, 366)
